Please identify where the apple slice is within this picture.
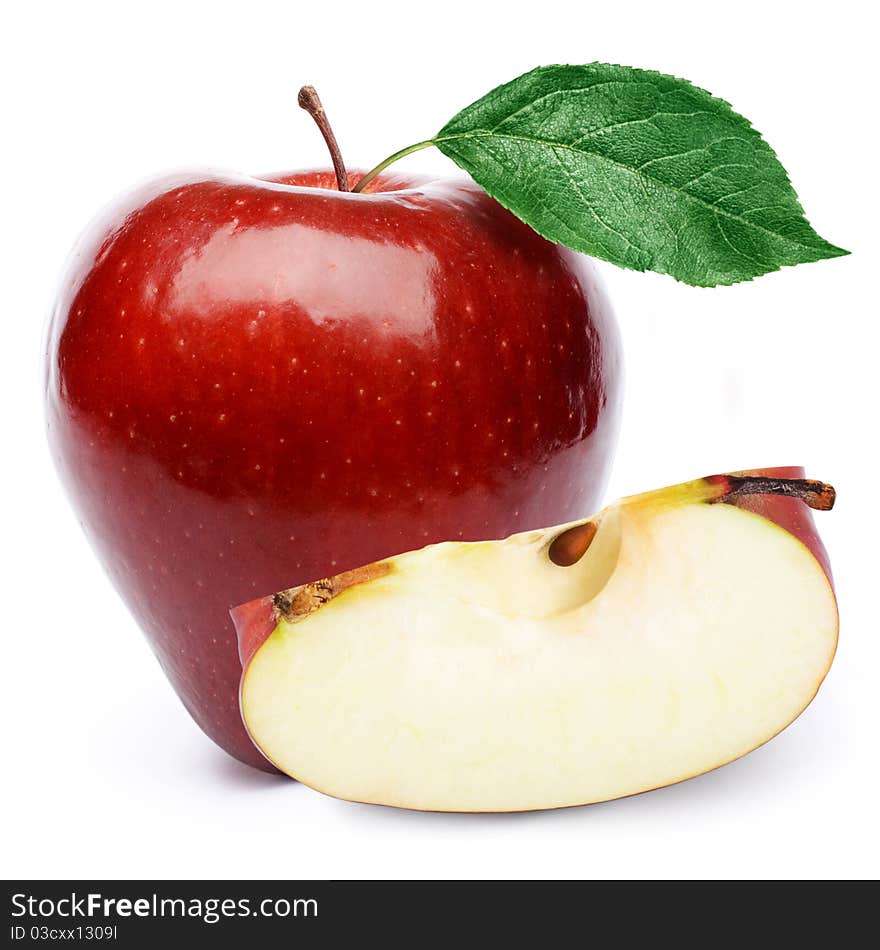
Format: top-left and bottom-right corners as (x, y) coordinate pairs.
(233, 470), (837, 812)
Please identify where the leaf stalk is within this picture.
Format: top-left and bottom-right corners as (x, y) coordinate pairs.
(352, 141), (436, 193)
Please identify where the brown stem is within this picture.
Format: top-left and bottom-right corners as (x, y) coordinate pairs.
(273, 561), (391, 623)
(297, 85), (350, 192)
(712, 475), (836, 511)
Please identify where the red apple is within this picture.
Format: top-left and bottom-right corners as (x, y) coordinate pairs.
(45, 167), (622, 770)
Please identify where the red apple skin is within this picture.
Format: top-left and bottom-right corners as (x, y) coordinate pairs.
(729, 466), (833, 585)
(45, 168), (622, 770)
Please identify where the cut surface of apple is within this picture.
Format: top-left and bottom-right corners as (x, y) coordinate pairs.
(236, 472), (837, 812)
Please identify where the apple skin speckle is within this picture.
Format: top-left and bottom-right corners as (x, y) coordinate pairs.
(45, 167), (622, 771)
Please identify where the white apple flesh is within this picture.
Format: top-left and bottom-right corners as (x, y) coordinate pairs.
(237, 473), (837, 812)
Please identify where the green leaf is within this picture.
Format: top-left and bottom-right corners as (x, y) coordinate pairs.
(433, 64), (848, 286)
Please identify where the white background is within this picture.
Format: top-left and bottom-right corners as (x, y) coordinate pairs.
(3, 0), (878, 880)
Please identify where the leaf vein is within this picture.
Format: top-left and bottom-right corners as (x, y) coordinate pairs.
(567, 110), (713, 147)
(549, 147), (646, 258)
(435, 131), (824, 253)
(486, 80), (640, 132)
(636, 136), (744, 171)
(714, 213), (767, 269)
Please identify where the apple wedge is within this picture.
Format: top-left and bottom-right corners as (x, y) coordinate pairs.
(233, 469), (837, 812)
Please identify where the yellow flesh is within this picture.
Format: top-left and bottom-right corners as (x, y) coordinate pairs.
(242, 501), (837, 812)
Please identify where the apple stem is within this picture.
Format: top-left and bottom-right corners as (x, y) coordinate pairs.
(713, 475), (836, 511)
(273, 561), (393, 623)
(352, 141), (436, 193)
(297, 85), (350, 192)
